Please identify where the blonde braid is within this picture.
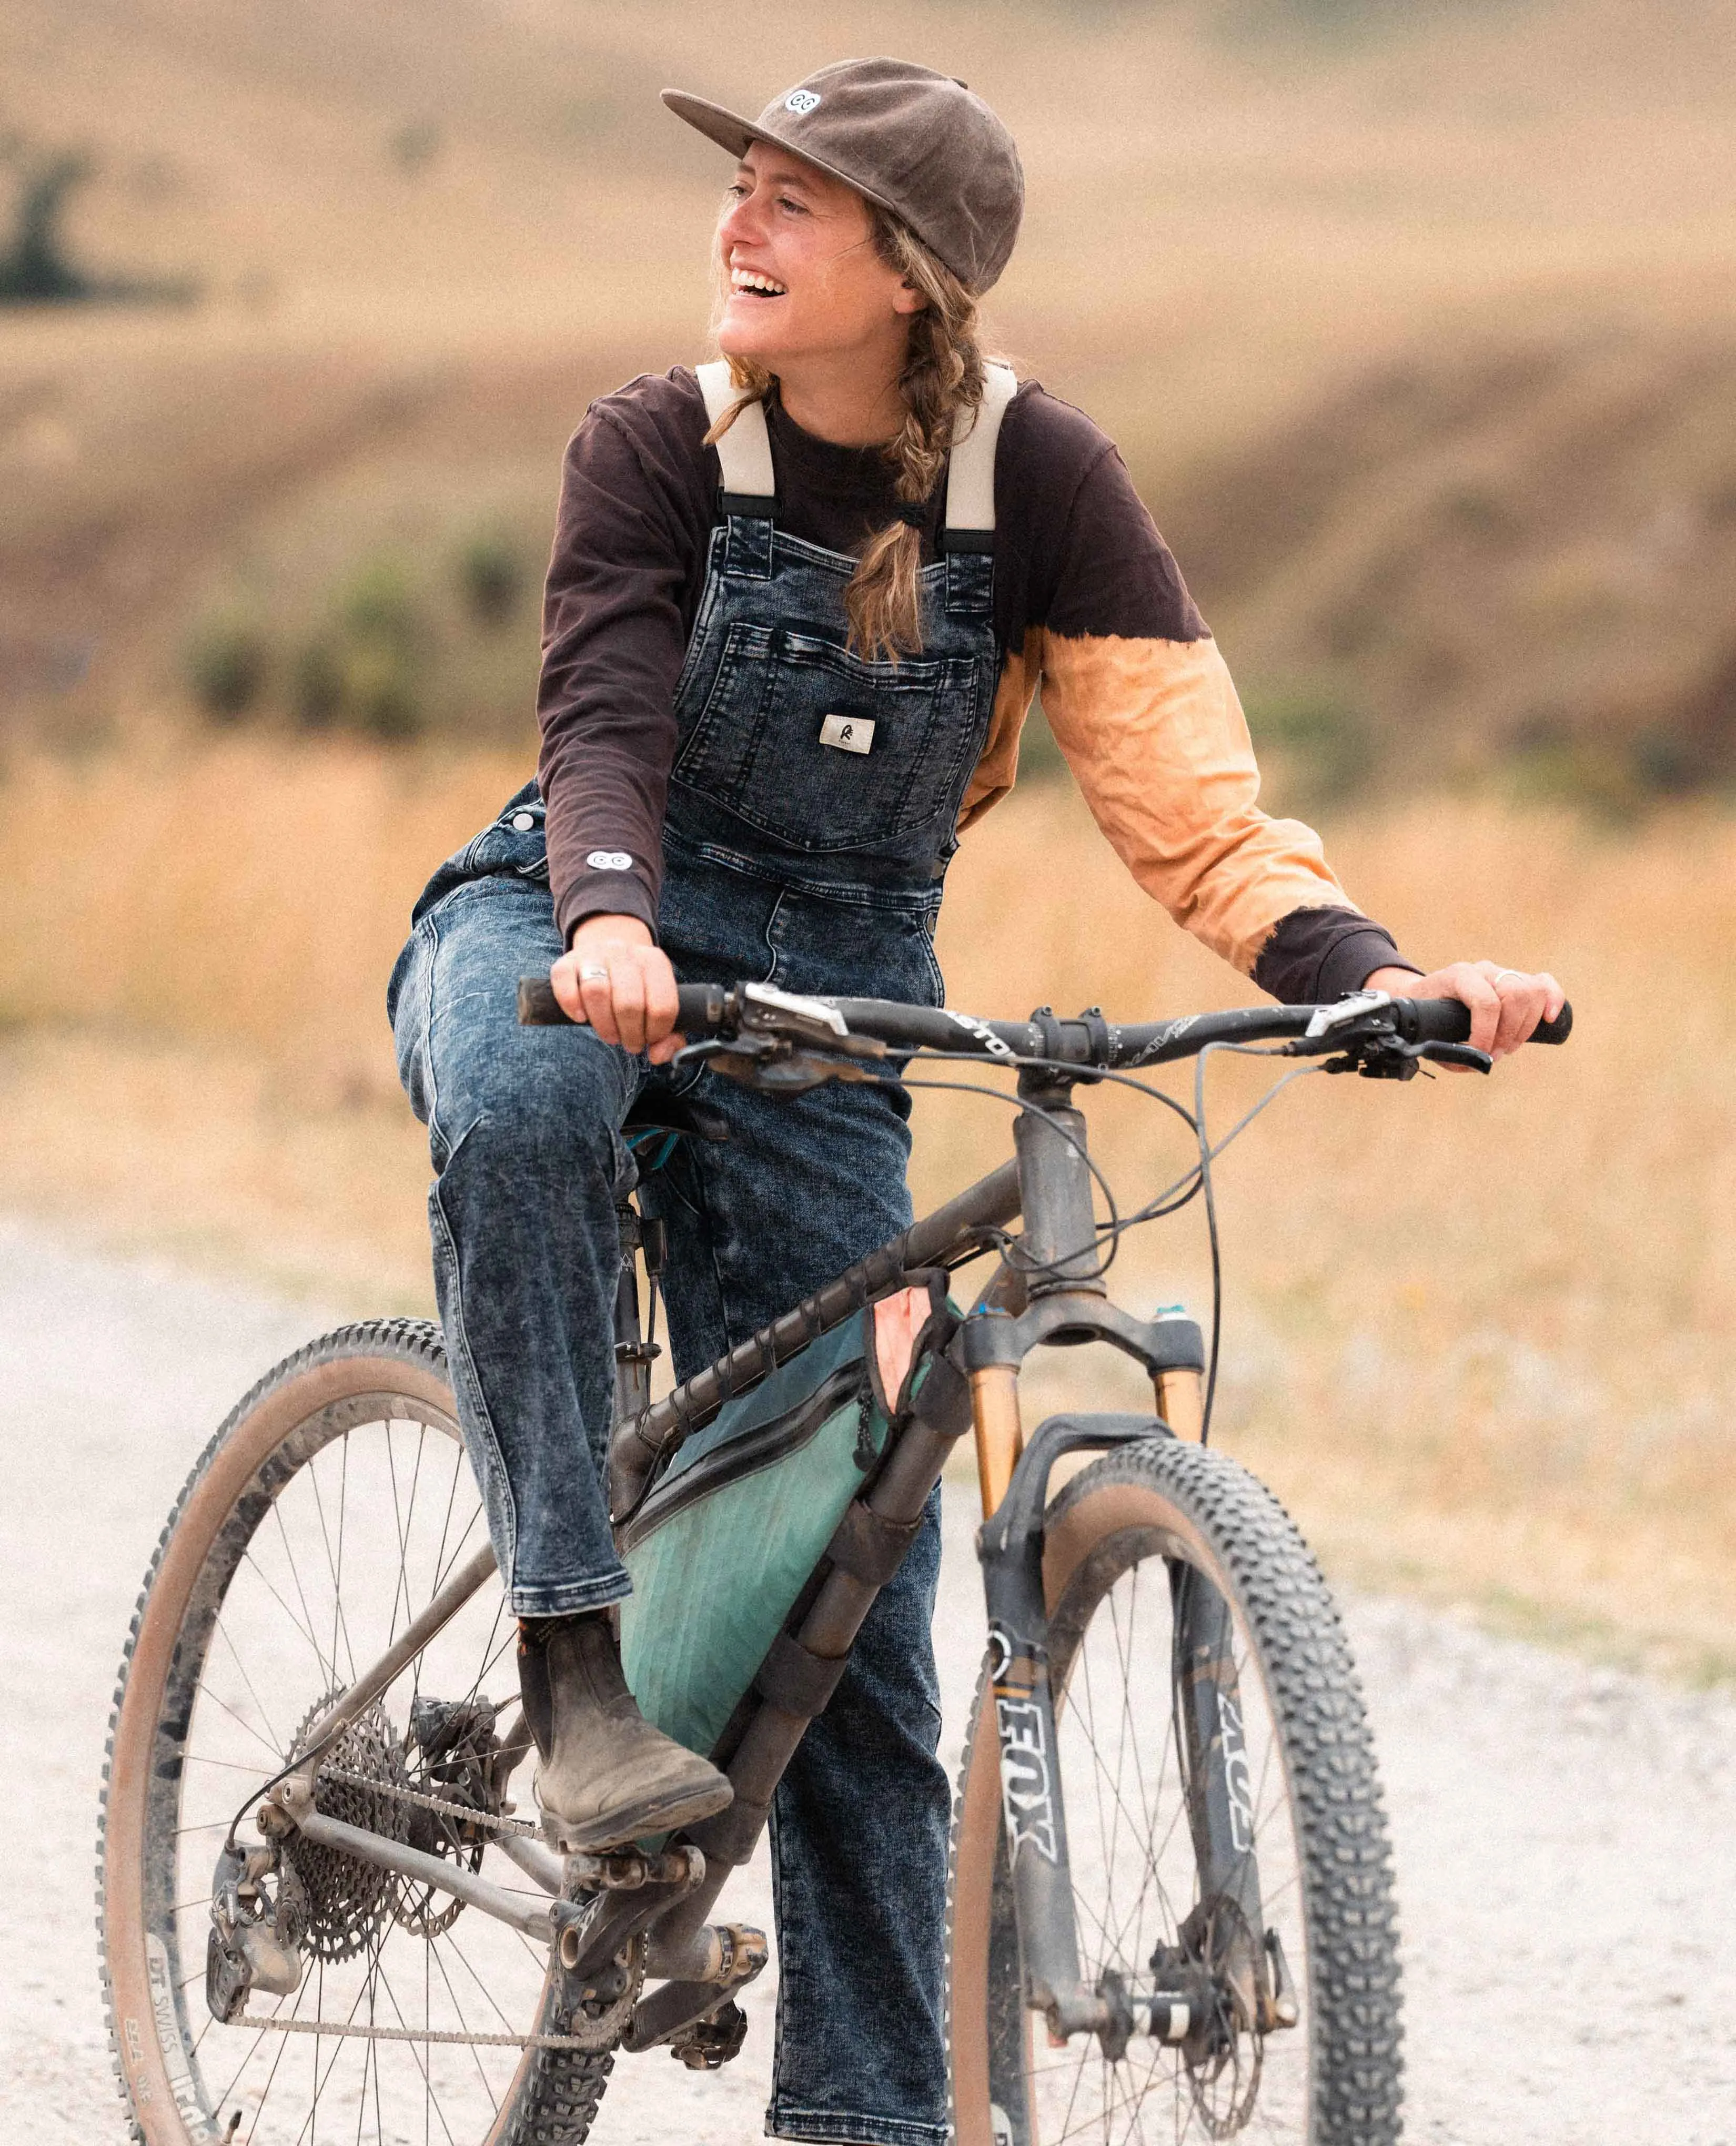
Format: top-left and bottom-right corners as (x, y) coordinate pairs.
(847, 212), (985, 660)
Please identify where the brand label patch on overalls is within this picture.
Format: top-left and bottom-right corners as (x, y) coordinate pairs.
(819, 713), (874, 755)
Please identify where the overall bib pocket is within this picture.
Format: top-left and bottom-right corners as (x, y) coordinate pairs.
(672, 626), (978, 854)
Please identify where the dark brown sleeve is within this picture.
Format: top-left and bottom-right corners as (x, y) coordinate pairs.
(1253, 907), (1420, 1006)
(536, 376), (712, 944)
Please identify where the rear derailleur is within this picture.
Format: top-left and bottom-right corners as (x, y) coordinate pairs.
(207, 1692), (520, 2024)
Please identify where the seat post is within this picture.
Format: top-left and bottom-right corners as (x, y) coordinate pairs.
(612, 1202), (662, 1424)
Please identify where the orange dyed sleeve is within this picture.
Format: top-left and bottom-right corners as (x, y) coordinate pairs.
(1038, 631), (1355, 977)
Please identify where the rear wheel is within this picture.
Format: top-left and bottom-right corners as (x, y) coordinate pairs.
(947, 1437), (1402, 2145)
(98, 1321), (617, 2145)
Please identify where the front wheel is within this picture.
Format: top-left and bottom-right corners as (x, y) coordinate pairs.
(947, 1438), (1403, 2145)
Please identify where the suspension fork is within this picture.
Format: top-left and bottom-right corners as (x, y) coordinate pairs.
(1170, 1563), (1271, 2027)
(967, 1070), (1274, 2046)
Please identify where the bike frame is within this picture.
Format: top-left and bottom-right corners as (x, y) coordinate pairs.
(269, 1057), (1271, 2059)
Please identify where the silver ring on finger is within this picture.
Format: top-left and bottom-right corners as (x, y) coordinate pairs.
(578, 964), (609, 984)
(1490, 968), (1525, 985)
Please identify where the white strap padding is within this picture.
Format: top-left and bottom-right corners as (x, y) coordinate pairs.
(696, 356), (1016, 527)
(696, 359), (776, 499)
(944, 362), (1017, 533)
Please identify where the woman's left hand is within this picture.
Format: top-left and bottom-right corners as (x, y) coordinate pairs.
(1363, 961), (1566, 1062)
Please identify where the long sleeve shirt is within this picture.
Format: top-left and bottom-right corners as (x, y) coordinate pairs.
(536, 367), (1413, 1003)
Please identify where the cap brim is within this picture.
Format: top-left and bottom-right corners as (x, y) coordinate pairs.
(660, 91), (764, 164)
(660, 88), (907, 229)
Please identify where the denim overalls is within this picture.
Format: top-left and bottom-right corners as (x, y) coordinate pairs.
(388, 361), (1016, 2145)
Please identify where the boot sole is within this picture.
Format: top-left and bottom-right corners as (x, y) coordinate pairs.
(543, 1774), (734, 1854)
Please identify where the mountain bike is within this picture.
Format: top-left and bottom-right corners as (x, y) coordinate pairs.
(97, 979), (1569, 2145)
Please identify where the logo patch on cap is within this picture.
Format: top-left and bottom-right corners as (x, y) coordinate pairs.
(783, 89), (821, 115)
(586, 849), (634, 872)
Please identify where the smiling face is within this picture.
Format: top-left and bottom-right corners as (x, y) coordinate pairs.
(714, 142), (924, 374)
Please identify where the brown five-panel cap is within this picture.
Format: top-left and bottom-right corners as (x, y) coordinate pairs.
(661, 57), (1024, 293)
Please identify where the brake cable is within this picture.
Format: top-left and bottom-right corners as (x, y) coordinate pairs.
(685, 1020), (1347, 1441)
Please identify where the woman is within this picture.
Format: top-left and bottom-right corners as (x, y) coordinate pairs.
(390, 58), (1562, 2146)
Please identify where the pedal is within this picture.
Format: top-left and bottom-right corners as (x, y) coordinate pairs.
(670, 1998), (749, 2071)
(561, 1844), (705, 1893)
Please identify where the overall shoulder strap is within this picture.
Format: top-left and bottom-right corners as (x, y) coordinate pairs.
(695, 359), (776, 510)
(943, 362), (1017, 547)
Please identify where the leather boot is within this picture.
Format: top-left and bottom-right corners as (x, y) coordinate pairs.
(518, 1613), (732, 1850)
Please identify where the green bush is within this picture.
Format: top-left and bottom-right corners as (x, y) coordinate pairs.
(291, 556), (428, 740)
(337, 557), (421, 649)
(388, 120), (441, 174)
(456, 531), (526, 629)
(291, 639), (344, 730)
(184, 614), (270, 718)
(1244, 683), (1374, 810)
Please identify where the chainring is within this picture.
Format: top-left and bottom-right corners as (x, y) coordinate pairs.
(555, 1911), (645, 2051)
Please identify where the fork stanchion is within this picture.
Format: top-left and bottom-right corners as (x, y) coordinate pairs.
(1155, 1366), (1204, 1443)
(971, 1361), (1025, 1520)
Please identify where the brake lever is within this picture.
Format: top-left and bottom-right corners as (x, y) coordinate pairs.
(671, 1032), (887, 1097)
(1418, 1040), (1493, 1074)
(1321, 1037), (1493, 1081)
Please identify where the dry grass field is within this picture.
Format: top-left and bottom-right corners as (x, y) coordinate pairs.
(3, 0), (1733, 1673)
(2, 741), (1732, 1676)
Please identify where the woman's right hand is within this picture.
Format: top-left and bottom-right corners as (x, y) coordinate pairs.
(551, 914), (684, 1063)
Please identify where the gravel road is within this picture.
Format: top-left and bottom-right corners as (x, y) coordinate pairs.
(4, 1217), (1733, 2144)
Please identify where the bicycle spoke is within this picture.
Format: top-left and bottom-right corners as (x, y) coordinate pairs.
(211, 1610), (285, 1755)
(307, 1439), (359, 1687)
(240, 1546), (334, 1682)
(1021, 1504), (1321, 2146)
(428, 1934), (500, 2112)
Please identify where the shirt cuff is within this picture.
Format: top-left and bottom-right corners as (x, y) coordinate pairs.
(1254, 907), (1420, 1006)
(557, 872), (660, 947)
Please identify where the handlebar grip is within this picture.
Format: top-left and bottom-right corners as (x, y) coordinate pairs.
(1401, 997), (1573, 1046)
(517, 977), (571, 1025)
(516, 977), (730, 1032)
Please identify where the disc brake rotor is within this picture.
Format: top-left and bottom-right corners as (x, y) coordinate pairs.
(1182, 1897), (1265, 2138)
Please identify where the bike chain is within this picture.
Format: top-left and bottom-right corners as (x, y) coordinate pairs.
(236, 2016), (602, 2051)
(319, 1763), (539, 1839)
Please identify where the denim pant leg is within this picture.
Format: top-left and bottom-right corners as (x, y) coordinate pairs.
(389, 878), (638, 1617)
(639, 1075), (951, 2146)
(766, 1491), (950, 2146)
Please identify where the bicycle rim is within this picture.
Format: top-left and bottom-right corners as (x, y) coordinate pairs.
(948, 1438), (1402, 2145)
(98, 1321), (609, 2146)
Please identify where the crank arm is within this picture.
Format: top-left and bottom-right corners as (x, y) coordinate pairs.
(622, 1924), (769, 2054)
(559, 1850), (709, 1979)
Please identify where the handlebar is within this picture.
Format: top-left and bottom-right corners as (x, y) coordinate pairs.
(516, 977), (1571, 1069)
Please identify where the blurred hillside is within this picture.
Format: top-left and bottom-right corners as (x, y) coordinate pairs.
(3, 1), (1735, 1663)
(3, 0), (1734, 789)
